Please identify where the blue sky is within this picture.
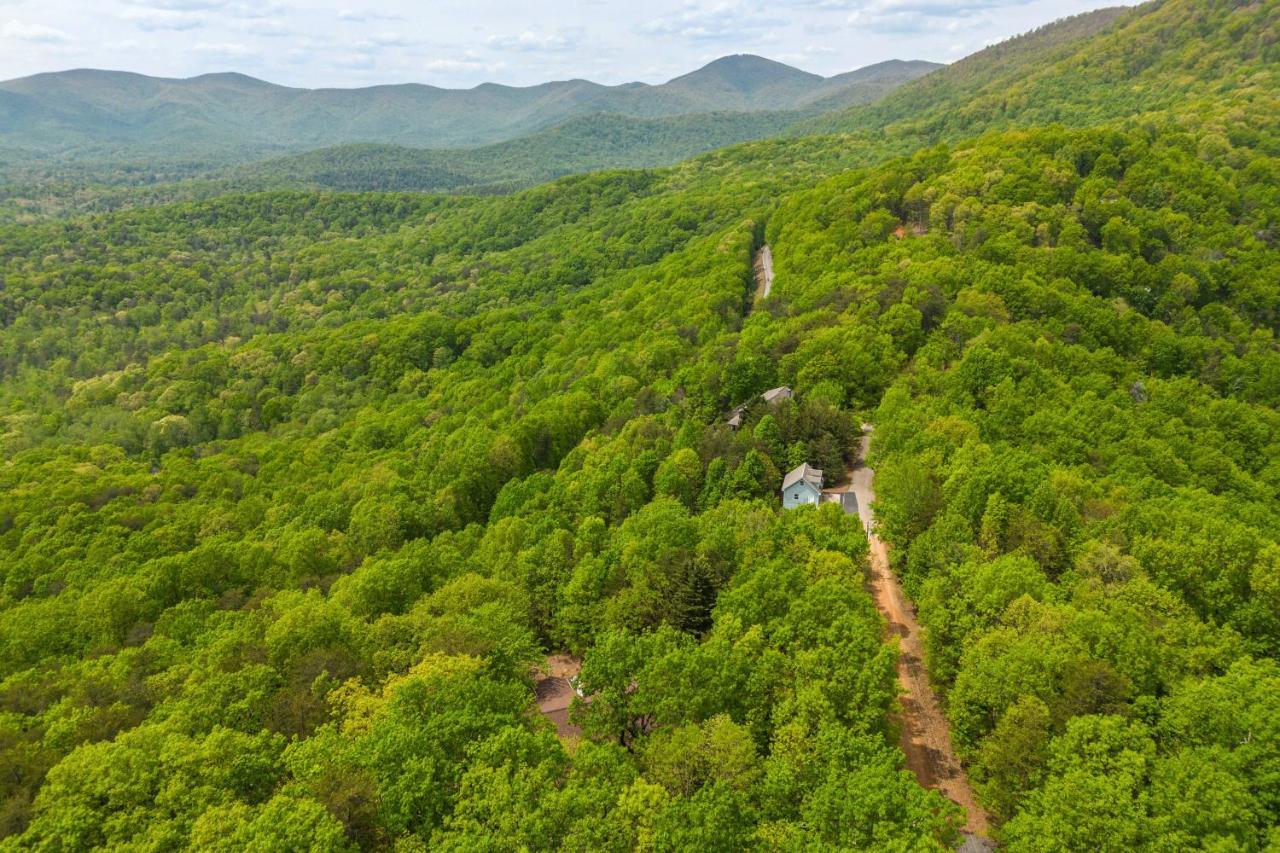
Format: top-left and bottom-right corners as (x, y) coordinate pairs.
(0, 0), (1128, 87)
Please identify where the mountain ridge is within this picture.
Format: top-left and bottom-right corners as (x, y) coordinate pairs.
(0, 56), (942, 159)
(0, 55), (928, 97)
(798, 2), (1276, 140)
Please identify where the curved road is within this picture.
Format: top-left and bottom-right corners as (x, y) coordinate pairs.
(844, 428), (992, 840)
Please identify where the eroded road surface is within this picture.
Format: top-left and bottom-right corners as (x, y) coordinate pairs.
(844, 428), (992, 841)
(753, 244), (774, 302)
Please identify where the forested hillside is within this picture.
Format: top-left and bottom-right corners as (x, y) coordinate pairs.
(0, 110), (809, 219)
(806, 0), (1276, 142)
(0, 57), (937, 163)
(2, 0), (1279, 849)
(0, 139), (960, 848)
(0, 60), (938, 223)
(763, 108), (1280, 848)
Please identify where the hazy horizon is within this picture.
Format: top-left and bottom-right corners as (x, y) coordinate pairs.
(2, 53), (942, 89)
(0, 0), (1129, 90)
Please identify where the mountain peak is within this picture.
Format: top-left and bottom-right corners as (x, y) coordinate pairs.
(187, 72), (280, 89)
(666, 54), (823, 94)
(699, 54), (800, 72)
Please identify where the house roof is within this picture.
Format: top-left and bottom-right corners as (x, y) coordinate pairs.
(761, 386), (792, 403)
(782, 463), (823, 492)
(821, 491), (859, 515)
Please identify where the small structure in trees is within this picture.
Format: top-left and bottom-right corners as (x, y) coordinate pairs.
(534, 654), (584, 740)
(727, 385), (793, 429)
(761, 386), (793, 404)
(781, 463), (823, 508)
(820, 490), (859, 515)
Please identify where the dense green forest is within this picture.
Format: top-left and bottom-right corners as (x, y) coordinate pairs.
(2, 0), (1279, 849)
(807, 0), (1276, 141)
(0, 112), (810, 221)
(767, 110), (1280, 848)
(0, 58), (939, 223)
(0, 57), (936, 157)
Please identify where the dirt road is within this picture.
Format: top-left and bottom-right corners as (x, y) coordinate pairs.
(844, 429), (992, 840)
(753, 244), (774, 302)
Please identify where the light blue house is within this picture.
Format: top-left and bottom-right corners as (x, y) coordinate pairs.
(781, 463), (823, 509)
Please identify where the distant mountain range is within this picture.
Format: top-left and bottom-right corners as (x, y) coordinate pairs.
(0, 56), (941, 164)
(225, 111), (809, 194)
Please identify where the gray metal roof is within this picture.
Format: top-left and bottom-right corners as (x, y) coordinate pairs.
(782, 463), (823, 492)
(761, 386), (793, 403)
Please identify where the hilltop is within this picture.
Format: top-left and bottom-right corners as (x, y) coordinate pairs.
(805, 1), (1277, 139)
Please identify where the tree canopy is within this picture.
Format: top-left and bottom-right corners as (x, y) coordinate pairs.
(2, 0), (1279, 847)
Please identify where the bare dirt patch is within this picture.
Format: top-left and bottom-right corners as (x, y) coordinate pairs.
(534, 654), (583, 740)
(752, 244), (774, 303)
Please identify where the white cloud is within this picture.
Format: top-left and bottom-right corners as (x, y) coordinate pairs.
(784, 0), (1010, 10)
(227, 2), (287, 20)
(2, 20), (72, 43)
(233, 17), (294, 37)
(191, 41), (255, 58)
(118, 8), (205, 32)
(639, 2), (784, 42)
(843, 0), (1025, 33)
(423, 53), (490, 71)
(129, 0), (227, 10)
(354, 32), (419, 48)
(119, 0), (282, 18)
(424, 59), (483, 71)
(337, 8), (403, 22)
(333, 52), (377, 70)
(488, 28), (580, 53)
(775, 43), (837, 65)
(0, 0), (1123, 89)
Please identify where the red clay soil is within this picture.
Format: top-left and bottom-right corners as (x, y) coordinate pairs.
(534, 654), (583, 740)
(844, 430), (992, 839)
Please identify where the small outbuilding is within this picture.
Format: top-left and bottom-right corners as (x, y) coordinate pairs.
(761, 386), (793, 404)
(821, 490), (859, 515)
(727, 386), (794, 429)
(781, 463), (823, 508)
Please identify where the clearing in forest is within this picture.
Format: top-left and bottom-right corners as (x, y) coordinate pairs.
(534, 654), (583, 739)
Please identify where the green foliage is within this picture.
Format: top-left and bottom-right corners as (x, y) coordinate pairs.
(2, 1), (1278, 846)
(0, 107), (939, 847)
(800, 112), (1280, 845)
(0, 59), (942, 223)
